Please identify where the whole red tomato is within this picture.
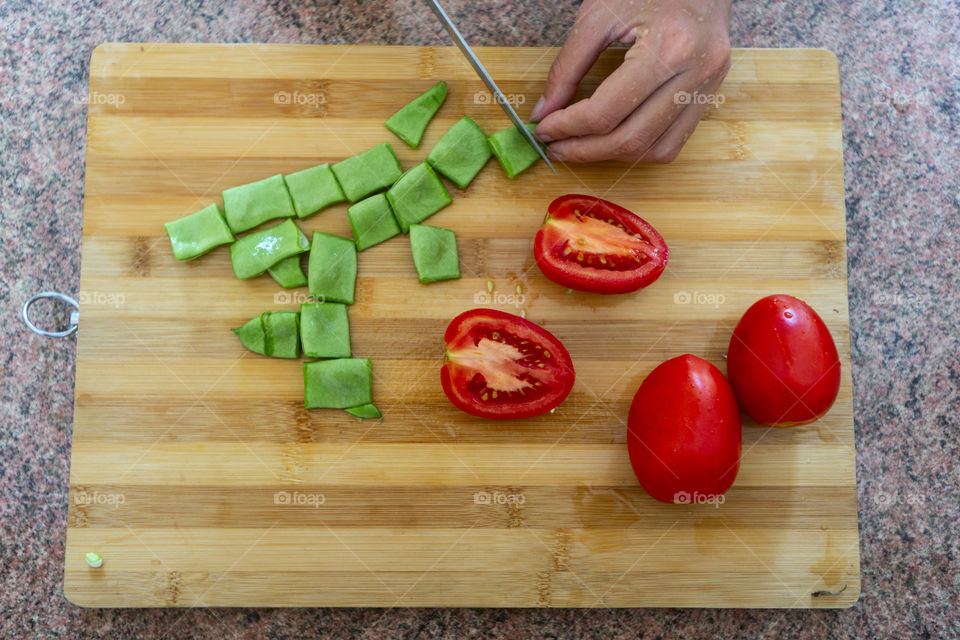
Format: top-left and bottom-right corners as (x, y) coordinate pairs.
(727, 295), (840, 427)
(627, 354), (741, 504)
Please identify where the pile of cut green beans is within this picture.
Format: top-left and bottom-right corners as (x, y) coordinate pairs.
(163, 81), (546, 417)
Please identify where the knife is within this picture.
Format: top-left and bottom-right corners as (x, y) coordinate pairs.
(423, 0), (558, 175)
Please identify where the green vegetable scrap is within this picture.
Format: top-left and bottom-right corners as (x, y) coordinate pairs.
(164, 203), (234, 260)
(385, 81), (447, 148)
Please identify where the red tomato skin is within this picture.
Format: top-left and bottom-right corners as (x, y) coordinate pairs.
(441, 309), (575, 420)
(727, 295), (841, 427)
(627, 355), (741, 504)
(533, 195), (668, 295)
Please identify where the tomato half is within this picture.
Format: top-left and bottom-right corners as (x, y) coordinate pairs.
(727, 294), (841, 427)
(627, 355), (741, 504)
(533, 194), (668, 294)
(441, 309), (575, 419)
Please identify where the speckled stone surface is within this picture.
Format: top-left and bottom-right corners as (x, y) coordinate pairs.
(2, 0), (958, 637)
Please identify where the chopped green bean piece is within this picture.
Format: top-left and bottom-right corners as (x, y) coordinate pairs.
(347, 193), (401, 251)
(385, 81), (447, 148)
(164, 203), (234, 260)
(308, 231), (357, 304)
(232, 311), (300, 358)
(300, 302), (351, 359)
(409, 224), (460, 284)
(222, 174), (296, 233)
(304, 358), (373, 409)
(331, 142), (403, 203)
(386, 162), (452, 233)
(488, 123), (545, 178)
(267, 255), (308, 289)
(233, 314), (266, 355)
(230, 219), (310, 279)
(426, 116), (492, 188)
(345, 403), (381, 419)
(283, 163), (347, 219)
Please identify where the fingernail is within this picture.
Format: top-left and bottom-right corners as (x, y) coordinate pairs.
(535, 127), (554, 143)
(529, 97), (546, 122)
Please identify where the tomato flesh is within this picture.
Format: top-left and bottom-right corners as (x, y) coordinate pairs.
(727, 295), (840, 427)
(627, 354), (742, 503)
(534, 194), (668, 294)
(441, 309), (575, 419)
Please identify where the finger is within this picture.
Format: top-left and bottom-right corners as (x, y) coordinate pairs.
(535, 49), (679, 143)
(545, 74), (691, 163)
(529, 9), (616, 123)
(636, 100), (706, 163)
(639, 74), (728, 163)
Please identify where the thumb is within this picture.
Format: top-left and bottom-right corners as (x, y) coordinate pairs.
(530, 12), (614, 124)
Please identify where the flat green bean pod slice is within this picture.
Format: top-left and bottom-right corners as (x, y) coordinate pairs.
(267, 255), (308, 289)
(386, 162), (452, 233)
(300, 302), (351, 359)
(488, 123), (545, 179)
(345, 403), (381, 419)
(284, 163), (346, 219)
(331, 143), (403, 203)
(307, 231), (357, 304)
(230, 219), (310, 280)
(385, 81), (447, 148)
(232, 311), (300, 358)
(347, 193), (401, 251)
(222, 174), (296, 233)
(426, 116), (491, 188)
(164, 203), (234, 260)
(409, 224), (460, 284)
(303, 358), (373, 409)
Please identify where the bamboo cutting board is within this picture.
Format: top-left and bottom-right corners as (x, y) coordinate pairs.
(65, 44), (859, 608)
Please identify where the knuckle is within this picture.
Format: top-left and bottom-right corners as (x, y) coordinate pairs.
(616, 133), (653, 159)
(582, 104), (619, 134)
(648, 144), (682, 164)
(659, 28), (697, 67)
(546, 57), (573, 91)
(556, 141), (603, 164)
(704, 40), (732, 76)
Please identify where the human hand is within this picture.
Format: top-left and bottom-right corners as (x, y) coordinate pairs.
(530, 0), (733, 163)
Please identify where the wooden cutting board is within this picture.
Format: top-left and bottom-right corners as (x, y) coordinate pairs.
(65, 44), (859, 608)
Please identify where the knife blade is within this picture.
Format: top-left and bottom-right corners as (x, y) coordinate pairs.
(423, 0), (557, 175)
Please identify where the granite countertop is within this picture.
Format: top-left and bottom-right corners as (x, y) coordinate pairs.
(2, 0), (957, 637)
